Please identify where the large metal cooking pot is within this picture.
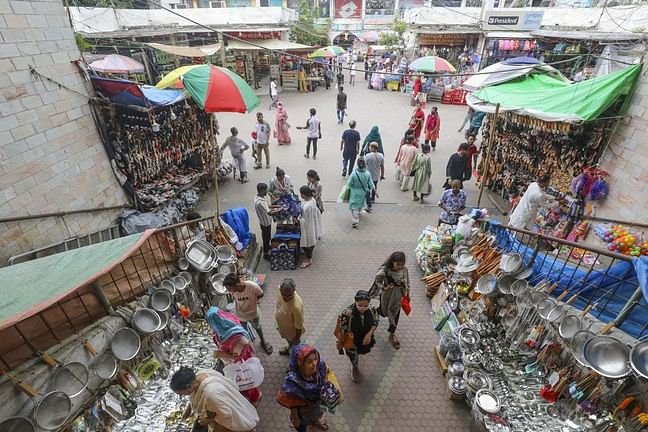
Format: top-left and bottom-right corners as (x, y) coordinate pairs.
(150, 289), (172, 312)
(93, 353), (118, 380)
(51, 362), (89, 398)
(216, 245), (237, 263)
(208, 273), (228, 295)
(185, 240), (218, 272)
(32, 391), (71, 430)
(132, 308), (161, 334)
(111, 327), (141, 361)
(0, 417), (35, 432)
(583, 335), (630, 379)
(630, 340), (648, 379)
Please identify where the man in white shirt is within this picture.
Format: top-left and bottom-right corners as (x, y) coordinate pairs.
(254, 112), (271, 169)
(349, 63), (357, 86)
(269, 77), (278, 109)
(297, 108), (321, 160)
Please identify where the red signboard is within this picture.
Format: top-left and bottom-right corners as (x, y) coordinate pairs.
(225, 31), (282, 40)
(334, 0), (362, 18)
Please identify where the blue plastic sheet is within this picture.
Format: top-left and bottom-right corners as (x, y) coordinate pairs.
(91, 77), (185, 107)
(221, 208), (252, 250)
(491, 225), (648, 338)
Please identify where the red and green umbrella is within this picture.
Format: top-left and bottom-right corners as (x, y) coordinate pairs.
(408, 56), (456, 73)
(156, 64), (259, 113)
(309, 45), (345, 59)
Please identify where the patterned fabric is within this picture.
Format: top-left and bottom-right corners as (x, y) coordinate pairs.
(438, 189), (467, 224)
(276, 344), (327, 409)
(254, 195), (273, 227)
(338, 304), (379, 353)
(206, 306), (251, 343)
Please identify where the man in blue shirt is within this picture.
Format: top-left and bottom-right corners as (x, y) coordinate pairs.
(340, 120), (361, 177)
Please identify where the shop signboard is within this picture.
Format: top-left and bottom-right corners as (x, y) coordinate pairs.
(334, 0), (362, 18)
(418, 33), (470, 46)
(226, 31), (282, 39)
(482, 10), (544, 31)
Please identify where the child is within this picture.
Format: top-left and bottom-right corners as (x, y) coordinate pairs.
(251, 130), (258, 164)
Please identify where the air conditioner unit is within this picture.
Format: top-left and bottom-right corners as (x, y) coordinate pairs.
(210, 1), (226, 7)
(172, 3), (189, 8)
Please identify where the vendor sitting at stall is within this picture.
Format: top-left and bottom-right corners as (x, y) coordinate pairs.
(509, 175), (559, 230)
(268, 167), (295, 201)
(438, 180), (467, 226)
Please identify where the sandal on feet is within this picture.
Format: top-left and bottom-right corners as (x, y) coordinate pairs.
(351, 365), (360, 383)
(262, 343), (273, 355)
(389, 334), (401, 349)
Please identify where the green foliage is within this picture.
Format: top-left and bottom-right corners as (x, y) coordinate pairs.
(379, 33), (400, 48)
(378, 18), (407, 48)
(391, 18), (407, 37)
(290, 0), (329, 46)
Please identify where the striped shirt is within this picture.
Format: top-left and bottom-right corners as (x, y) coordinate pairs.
(254, 195), (273, 227)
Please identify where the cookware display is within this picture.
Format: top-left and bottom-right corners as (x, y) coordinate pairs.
(51, 362), (89, 398)
(0, 417), (35, 432)
(149, 290), (172, 312)
(132, 309), (162, 335)
(111, 327), (142, 361)
(185, 239), (218, 272)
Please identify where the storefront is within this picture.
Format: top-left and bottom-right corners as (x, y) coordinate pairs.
(480, 32), (538, 70)
(415, 32), (480, 66)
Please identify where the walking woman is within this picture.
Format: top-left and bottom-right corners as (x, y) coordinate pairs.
(277, 344), (340, 432)
(369, 252), (410, 350)
(347, 157), (374, 228)
(307, 169), (324, 214)
(424, 106), (440, 150)
(206, 306), (262, 406)
(360, 125), (383, 156)
(394, 128), (415, 164)
(298, 185), (322, 269)
(334, 290), (379, 383)
(268, 167), (295, 201)
(411, 143), (433, 204)
(275, 102), (292, 145)
(396, 135), (419, 191)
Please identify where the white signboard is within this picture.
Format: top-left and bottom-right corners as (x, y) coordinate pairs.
(483, 10), (544, 31)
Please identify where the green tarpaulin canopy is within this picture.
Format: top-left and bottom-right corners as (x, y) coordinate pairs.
(468, 64), (642, 123)
(0, 231), (152, 331)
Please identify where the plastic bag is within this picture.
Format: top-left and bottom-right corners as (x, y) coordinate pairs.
(338, 183), (351, 203)
(223, 357), (264, 391)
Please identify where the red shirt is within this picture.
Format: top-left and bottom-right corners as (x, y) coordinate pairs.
(458, 143), (479, 169)
(411, 108), (425, 137)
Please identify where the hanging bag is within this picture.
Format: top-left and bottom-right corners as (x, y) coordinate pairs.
(223, 357), (264, 391)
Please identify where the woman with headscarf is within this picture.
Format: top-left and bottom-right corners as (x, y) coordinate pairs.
(347, 157), (374, 228)
(277, 344), (341, 432)
(424, 106), (440, 150)
(298, 185), (322, 269)
(411, 143), (433, 204)
(334, 290), (379, 383)
(275, 102), (292, 145)
(369, 251), (410, 350)
(268, 167), (295, 201)
(360, 125), (383, 156)
(394, 128), (415, 165)
(206, 306), (262, 406)
(396, 135), (419, 191)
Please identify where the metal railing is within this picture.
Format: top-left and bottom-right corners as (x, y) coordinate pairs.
(481, 220), (646, 339)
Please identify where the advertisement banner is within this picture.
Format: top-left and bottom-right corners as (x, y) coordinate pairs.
(483, 10), (544, 31)
(335, 0), (362, 18)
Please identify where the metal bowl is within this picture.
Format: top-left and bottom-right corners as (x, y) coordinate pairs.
(150, 289), (172, 312)
(537, 298), (557, 319)
(179, 271), (193, 285)
(466, 370), (491, 392)
(156, 311), (169, 331)
(515, 266), (533, 280)
(111, 327), (141, 361)
(571, 330), (595, 367)
(208, 273), (227, 295)
(448, 376), (467, 394)
(497, 275), (517, 295)
(630, 341), (648, 379)
(475, 274), (498, 297)
(583, 335), (630, 379)
(0, 417), (35, 432)
(216, 245), (236, 263)
(511, 279), (529, 296)
(500, 253), (523, 274)
(216, 262), (236, 275)
(93, 353), (118, 380)
(475, 389), (501, 413)
(177, 257), (189, 271)
(33, 391), (71, 430)
(459, 327), (481, 347)
(51, 362), (89, 398)
(132, 308), (161, 334)
(172, 275), (187, 291)
(559, 314), (582, 339)
(185, 240), (217, 272)
(159, 279), (175, 295)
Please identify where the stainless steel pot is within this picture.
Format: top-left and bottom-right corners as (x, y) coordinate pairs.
(111, 327), (141, 361)
(630, 340), (648, 379)
(583, 335), (630, 379)
(216, 245), (237, 263)
(150, 290), (172, 312)
(132, 308), (161, 334)
(159, 279), (175, 295)
(475, 274), (498, 297)
(172, 275), (187, 291)
(185, 240), (218, 272)
(51, 362), (89, 398)
(93, 353), (118, 380)
(32, 391), (71, 430)
(0, 417), (35, 432)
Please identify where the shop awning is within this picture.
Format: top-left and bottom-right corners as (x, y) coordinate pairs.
(0, 231), (152, 331)
(463, 60), (569, 92)
(468, 63), (642, 123)
(92, 77), (187, 107)
(146, 42), (222, 58)
(225, 39), (313, 51)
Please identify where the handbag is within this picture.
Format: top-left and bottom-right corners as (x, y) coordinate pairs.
(334, 316), (354, 350)
(401, 295), (412, 316)
(338, 183), (351, 203)
(222, 357), (264, 391)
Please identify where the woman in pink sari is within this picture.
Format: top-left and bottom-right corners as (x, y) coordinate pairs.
(275, 102), (291, 145)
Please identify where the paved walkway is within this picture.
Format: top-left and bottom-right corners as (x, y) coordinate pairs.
(196, 79), (485, 431)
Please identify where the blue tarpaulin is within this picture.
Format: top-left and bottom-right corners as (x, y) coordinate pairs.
(91, 77), (186, 107)
(491, 225), (648, 338)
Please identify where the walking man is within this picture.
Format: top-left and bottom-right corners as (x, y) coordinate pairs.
(275, 278), (304, 356)
(223, 273), (273, 355)
(220, 127), (250, 183)
(363, 141), (384, 211)
(340, 120), (361, 177)
(296, 108), (321, 160)
(269, 77), (279, 109)
(254, 182), (279, 260)
(336, 86), (347, 124)
(349, 63), (357, 85)
(445, 143), (471, 188)
(254, 112), (271, 169)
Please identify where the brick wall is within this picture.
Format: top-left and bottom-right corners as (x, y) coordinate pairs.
(596, 68), (648, 226)
(0, 0), (128, 264)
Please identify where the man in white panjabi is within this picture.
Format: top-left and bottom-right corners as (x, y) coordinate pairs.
(508, 175), (558, 230)
(170, 367), (259, 432)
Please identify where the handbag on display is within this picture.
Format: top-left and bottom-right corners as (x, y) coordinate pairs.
(270, 243), (297, 271)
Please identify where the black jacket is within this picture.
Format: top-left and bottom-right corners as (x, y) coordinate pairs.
(446, 153), (471, 181)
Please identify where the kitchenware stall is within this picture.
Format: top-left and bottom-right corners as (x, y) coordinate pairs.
(424, 220), (648, 432)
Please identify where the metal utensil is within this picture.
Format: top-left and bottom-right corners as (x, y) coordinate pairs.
(150, 289), (172, 312)
(0, 417), (35, 432)
(32, 391), (72, 430)
(94, 352), (119, 380)
(51, 362), (89, 398)
(498, 275), (517, 295)
(111, 327), (141, 361)
(172, 275), (187, 291)
(583, 335), (630, 379)
(159, 279), (176, 295)
(475, 274), (498, 297)
(132, 308), (162, 334)
(630, 340), (648, 379)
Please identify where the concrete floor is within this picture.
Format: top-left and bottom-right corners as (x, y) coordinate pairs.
(195, 80), (485, 431)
